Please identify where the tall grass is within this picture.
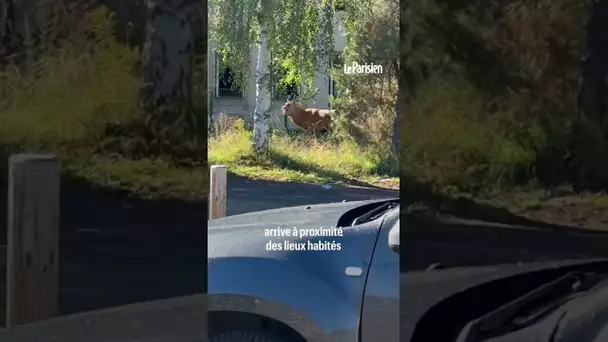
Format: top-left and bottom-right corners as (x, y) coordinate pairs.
(402, 74), (541, 193)
(209, 116), (395, 184)
(0, 7), (204, 198)
(0, 6), (140, 154)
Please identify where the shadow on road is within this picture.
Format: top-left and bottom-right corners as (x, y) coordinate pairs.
(0, 175), (207, 328)
(226, 175), (399, 216)
(401, 176), (608, 234)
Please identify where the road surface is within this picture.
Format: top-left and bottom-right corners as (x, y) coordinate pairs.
(225, 176), (399, 215)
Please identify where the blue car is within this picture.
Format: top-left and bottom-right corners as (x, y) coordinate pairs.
(208, 199), (401, 342)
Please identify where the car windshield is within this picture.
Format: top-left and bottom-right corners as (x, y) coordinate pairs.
(456, 271), (608, 342)
(352, 200), (399, 225)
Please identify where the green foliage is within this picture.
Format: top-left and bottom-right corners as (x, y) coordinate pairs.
(209, 0), (335, 93)
(0, 6), (140, 152)
(0, 5), (211, 199)
(402, 0), (608, 192)
(340, 0), (398, 66)
(402, 73), (539, 192)
(329, 0), (398, 171)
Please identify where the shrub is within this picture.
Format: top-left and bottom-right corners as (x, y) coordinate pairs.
(0, 6), (139, 154)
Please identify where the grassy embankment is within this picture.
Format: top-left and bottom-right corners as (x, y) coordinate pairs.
(208, 118), (399, 189)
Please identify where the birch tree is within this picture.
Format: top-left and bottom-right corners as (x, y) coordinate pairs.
(209, 0), (335, 152)
(252, 0), (271, 150)
(139, 0), (202, 152)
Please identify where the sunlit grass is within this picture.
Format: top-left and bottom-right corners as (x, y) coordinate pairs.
(208, 117), (399, 188)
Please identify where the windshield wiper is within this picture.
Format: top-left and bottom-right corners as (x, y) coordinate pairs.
(455, 271), (605, 342)
(352, 200), (399, 225)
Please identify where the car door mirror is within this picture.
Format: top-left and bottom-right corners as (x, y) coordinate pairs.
(388, 220), (399, 253)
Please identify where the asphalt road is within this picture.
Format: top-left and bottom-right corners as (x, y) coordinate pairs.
(225, 176), (399, 215)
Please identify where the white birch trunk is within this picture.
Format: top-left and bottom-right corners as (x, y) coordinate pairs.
(252, 18), (271, 152)
(312, 2), (332, 108)
(139, 0), (198, 148)
(391, 90), (401, 157)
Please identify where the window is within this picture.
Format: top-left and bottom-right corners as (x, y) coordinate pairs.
(329, 78), (338, 98)
(215, 53), (243, 98)
(274, 80), (299, 101)
(329, 51), (343, 98)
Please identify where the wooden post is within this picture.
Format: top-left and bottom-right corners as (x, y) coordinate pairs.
(6, 154), (60, 327)
(209, 165), (227, 219)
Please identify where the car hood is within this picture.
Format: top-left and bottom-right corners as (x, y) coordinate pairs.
(207, 198), (399, 317)
(208, 198), (396, 260)
(0, 295), (206, 342)
(401, 258), (608, 341)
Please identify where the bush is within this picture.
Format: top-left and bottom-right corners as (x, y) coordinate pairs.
(0, 6), (139, 154)
(402, 73), (539, 192)
(401, 0), (608, 192)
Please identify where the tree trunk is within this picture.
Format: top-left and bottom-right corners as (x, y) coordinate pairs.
(252, 11), (271, 152)
(311, 0), (333, 108)
(391, 88), (401, 157)
(576, 0), (608, 186)
(139, 0), (199, 153)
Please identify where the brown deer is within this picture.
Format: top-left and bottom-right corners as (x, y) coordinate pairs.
(281, 100), (333, 136)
